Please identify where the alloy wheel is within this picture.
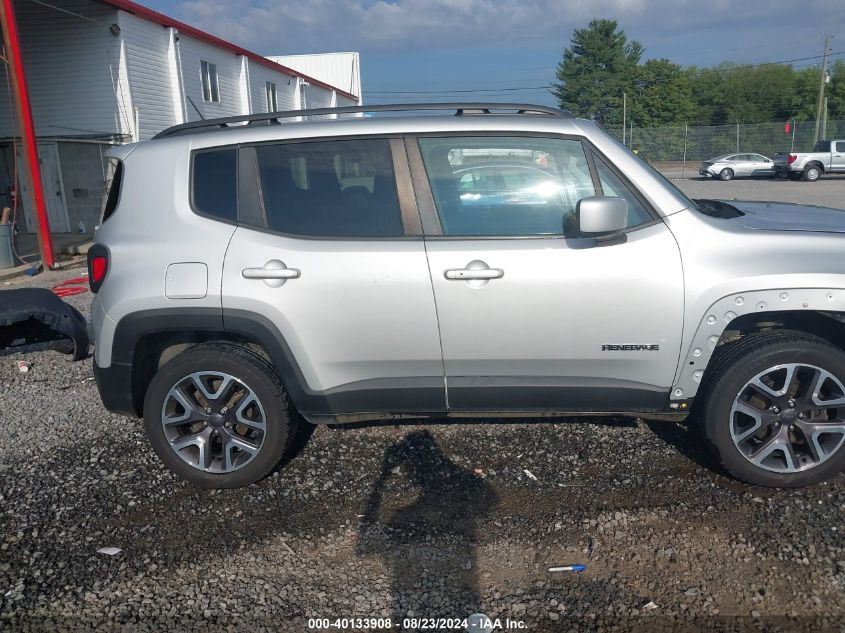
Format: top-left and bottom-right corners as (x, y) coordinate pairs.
(161, 371), (267, 473)
(730, 363), (845, 473)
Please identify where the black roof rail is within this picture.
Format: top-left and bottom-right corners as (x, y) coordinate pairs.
(152, 102), (572, 139)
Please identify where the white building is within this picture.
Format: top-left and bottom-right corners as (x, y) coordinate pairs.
(0, 0), (360, 238)
(268, 53), (362, 108)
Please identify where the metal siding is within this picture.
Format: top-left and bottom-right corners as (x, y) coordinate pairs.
(119, 12), (177, 141)
(0, 0), (129, 139)
(305, 86), (333, 109)
(247, 61), (297, 113)
(177, 35), (242, 121)
(268, 52), (359, 97)
(336, 95), (358, 108)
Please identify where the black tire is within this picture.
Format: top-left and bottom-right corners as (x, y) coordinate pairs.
(143, 342), (297, 488)
(802, 165), (821, 182)
(719, 168), (734, 181)
(697, 330), (845, 487)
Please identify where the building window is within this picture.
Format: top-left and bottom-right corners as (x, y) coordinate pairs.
(265, 81), (277, 112)
(200, 60), (220, 103)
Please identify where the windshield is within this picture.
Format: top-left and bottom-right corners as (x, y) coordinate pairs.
(813, 140), (831, 152)
(625, 149), (700, 212)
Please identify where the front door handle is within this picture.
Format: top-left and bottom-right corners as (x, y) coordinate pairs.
(444, 259), (503, 287)
(242, 259), (300, 288)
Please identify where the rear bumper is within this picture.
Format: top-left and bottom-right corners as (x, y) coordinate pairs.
(93, 360), (139, 418)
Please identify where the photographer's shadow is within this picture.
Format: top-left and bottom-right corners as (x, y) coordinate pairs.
(357, 430), (498, 622)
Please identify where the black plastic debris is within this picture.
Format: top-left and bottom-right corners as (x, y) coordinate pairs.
(0, 288), (89, 361)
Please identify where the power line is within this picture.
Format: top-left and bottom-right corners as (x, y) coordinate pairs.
(366, 85), (551, 95)
(365, 50), (845, 96)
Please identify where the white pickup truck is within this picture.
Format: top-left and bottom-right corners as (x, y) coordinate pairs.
(774, 139), (845, 182)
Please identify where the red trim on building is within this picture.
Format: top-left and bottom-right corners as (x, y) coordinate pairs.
(2, 0), (55, 267)
(101, 0), (359, 102)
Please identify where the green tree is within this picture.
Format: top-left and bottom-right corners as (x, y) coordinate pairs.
(788, 67), (820, 121)
(552, 18), (642, 126)
(631, 58), (695, 126)
(825, 60), (845, 120)
(686, 66), (727, 125)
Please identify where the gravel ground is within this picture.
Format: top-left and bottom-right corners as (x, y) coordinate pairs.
(2, 263), (845, 631)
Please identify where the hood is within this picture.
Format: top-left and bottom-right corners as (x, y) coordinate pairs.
(710, 199), (845, 234)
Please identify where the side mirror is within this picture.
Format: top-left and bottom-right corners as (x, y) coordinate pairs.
(576, 196), (629, 241)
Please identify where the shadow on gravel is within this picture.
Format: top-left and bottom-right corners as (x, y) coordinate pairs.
(357, 430), (498, 619)
(643, 420), (726, 477)
(334, 415), (639, 431)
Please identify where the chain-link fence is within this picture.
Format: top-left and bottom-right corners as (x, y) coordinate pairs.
(606, 120), (845, 163)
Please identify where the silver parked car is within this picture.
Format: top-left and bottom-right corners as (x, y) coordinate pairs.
(89, 103), (845, 489)
(699, 153), (775, 180)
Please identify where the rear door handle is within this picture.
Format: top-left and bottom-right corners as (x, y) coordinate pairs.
(242, 259), (300, 287)
(445, 268), (503, 280)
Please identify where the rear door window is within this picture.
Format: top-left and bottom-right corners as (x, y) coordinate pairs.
(253, 138), (403, 238)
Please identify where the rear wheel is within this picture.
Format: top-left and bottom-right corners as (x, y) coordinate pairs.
(143, 343), (297, 488)
(802, 166), (821, 182)
(698, 331), (845, 487)
(719, 168), (734, 181)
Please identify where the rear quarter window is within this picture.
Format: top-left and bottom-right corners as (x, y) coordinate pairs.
(192, 148), (237, 222)
(101, 160), (123, 222)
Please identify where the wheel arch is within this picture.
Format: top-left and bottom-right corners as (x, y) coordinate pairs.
(110, 308), (315, 417)
(673, 288), (845, 402)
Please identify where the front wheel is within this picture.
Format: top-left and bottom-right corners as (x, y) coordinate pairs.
(143, 343), (297, 488)
(719, 168), (734, 181)
(698, 331), (845, 487)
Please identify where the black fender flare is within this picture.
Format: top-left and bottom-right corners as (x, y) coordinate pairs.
(109, 307), (445, 417)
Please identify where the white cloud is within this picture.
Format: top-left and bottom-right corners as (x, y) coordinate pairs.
(172, 0), (843, 59)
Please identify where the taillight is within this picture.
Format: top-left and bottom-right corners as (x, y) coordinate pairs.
(86, 244), (109, 293)
(787, 154), (797, 164)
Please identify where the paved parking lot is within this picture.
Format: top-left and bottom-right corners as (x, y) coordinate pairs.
(2, 176), (845, 632)
(675, 174), (845, 210)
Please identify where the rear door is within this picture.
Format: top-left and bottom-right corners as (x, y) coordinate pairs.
(409, 134), (684, 412)
(220, 137), (445, 416)
(733, 154), (754, 177)
(833, 141), (845, 172)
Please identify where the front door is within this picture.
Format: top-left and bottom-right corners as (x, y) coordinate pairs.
(18, 143), (70, 233)
(411, 134), (685, 412)
(749, 154), (774, 177)
(221, 137), (445, 416)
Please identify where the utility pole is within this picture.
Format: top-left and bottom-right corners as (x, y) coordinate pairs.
(813, 34), (832, 144)
(821, 96), (828, 141)
(622, 91), (627, 146)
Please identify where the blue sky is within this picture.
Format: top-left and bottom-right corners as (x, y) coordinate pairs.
(145, 0), (843, 106)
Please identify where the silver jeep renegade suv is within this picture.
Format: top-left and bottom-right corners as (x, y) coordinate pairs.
(88, 103), (845, 489)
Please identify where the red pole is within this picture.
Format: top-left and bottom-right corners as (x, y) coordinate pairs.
(0, 0), (55, 268)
